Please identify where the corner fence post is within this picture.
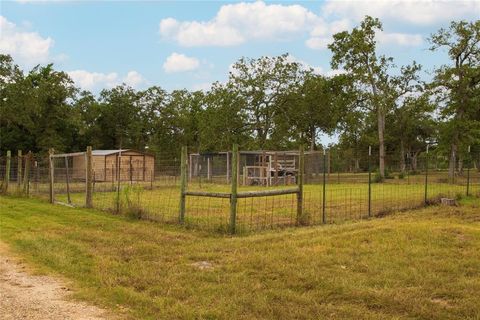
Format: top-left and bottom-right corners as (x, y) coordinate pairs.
(466, 146), (471, 197)
(179, 146), (187, 224)
(229, 144), (239, 234)
(3, 150), (11, 193)
(48, 148), (55, 203)
(17, 150), (22, 189)
(296, 145), (304, 225)
(86, 146), (93, 208)
(322, 148), (327, 224)
(424, 146), (429, 206)
(368, 146), (372, 218)
(23, 151), (32, 196)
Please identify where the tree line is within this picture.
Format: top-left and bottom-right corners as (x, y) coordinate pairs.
(1, 17), (479, 179)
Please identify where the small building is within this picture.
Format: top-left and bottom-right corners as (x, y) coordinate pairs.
(189, 151), (300, 186)
(71, 149), (154, 182)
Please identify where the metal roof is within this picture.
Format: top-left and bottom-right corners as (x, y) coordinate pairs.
(92, 149), (130, 156)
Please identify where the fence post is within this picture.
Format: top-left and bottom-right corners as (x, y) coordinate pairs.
(296, 145), (305, 225)
(150, 170), (154, 190)
(65, 156), (71, 204)
(229, 144), (239, 234)
(179, 146), (187, 224)
(17, 150), (22, 189)
(85, 146), (93, 208)
(23, 151), (32, 196)
(322, 148), (327, 224)
(3, 150), (11, 193)
(368, 146), (372, 218)
(115, 152), (121, 213)
(48, 148), (54, 203)
(466, 146), (471, 197)
(424, 145), (429, 206)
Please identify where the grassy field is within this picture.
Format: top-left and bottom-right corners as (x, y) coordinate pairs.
(1, 196), (480, 319)
(50, 180), (479, 232)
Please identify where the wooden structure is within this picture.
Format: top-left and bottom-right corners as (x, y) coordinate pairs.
(189, 150), (298, 186)
(70, 149), (154, 182)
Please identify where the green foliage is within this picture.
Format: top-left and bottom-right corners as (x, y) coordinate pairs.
(119, 185), (145, 219)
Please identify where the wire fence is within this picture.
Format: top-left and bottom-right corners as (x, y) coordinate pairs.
(1, 146), (479, 234)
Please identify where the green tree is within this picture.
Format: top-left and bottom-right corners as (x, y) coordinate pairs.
(429, 20), (480, 179)
(329, 16), (421, 178)
(227, 54), (304, 149)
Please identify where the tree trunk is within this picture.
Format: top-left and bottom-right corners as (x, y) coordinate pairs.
(377, 109), (386, 178)
(412, 151), (418, 172)
(310, 126), (316, 151)
(448, 142), (457, 182)
(457, 154), (463, 175)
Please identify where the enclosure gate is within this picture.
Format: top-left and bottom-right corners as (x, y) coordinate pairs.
(179, 145), (306, 233)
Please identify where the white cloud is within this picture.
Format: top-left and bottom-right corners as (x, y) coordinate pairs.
(159, 1), (321, 46)
(123, 71), (146, 87)
(159, 1), (430, 50)
(322, 0), (480, 25)
(0, 16), (54, 67)
(67, 70), (146, 90)
(163, 53), (200, 73)
(306, 18), (351, 50)
(306, 20), (423, 49)
(378, 31), (423, 46)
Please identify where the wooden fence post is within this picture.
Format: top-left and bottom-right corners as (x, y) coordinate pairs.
(48, 148), (54, 203)
(179, 146), (187, 223)
(23, 151), (32, 195)
(3, 150), (11, 193)
(17, 150), (22, 189)
(322, 148), (327, 223)
(65, 156), (71, 204)
(296, 145), (305, 225)
(86, 146), (93, 208)
(230, 144), (239, 234)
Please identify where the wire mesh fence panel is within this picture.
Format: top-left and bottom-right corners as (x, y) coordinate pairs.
(1, 148), (479, 234)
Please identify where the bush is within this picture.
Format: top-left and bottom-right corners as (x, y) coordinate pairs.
(116, 185), (145, 219)
(373, 171), (384, 183)
(398, 172), (405, 179)
(373, 169), (393, 183)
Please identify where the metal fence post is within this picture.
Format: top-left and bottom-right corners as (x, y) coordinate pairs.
(48, 148), (55, 203)
(179, 146), (187, 224)
(368, 146), (372, 218)
(322, 148), (327, 224)
(296, 145), (304, 225)
(230, 144), (238, 234)
(86, 146), (93, 208)
(424, 145), (429, 206)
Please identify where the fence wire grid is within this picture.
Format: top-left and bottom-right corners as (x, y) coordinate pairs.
(1, 147), (479, 234)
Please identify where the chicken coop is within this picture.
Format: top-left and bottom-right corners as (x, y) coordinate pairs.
(69, 149), (155, 182)
(188, 151), (303, 186)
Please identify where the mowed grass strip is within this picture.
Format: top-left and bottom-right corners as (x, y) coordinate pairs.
(1, 196), (480, 319)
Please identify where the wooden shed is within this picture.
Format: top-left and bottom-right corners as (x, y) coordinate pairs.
(71, 149), (154, 182)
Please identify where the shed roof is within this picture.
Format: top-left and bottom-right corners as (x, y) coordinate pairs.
(92, 149), (154, 156)
(92, 149), (129, 156)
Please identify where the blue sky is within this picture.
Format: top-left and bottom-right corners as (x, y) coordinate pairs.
(1, 0), (479, 94)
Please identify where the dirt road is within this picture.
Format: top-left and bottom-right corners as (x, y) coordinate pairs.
(0, 243), (112, 320)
